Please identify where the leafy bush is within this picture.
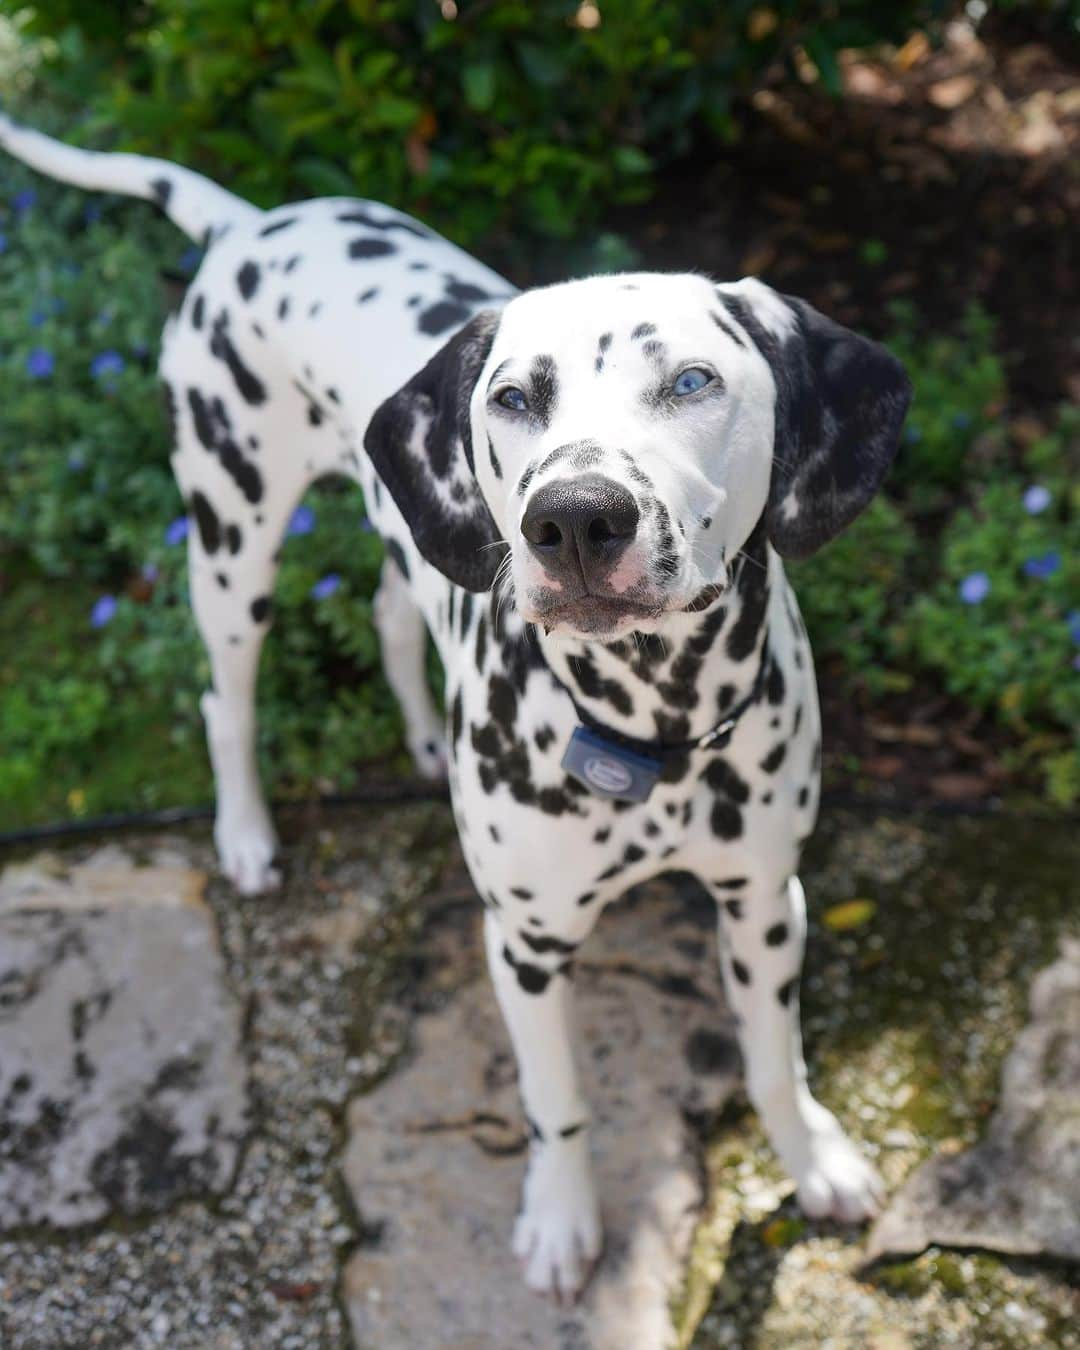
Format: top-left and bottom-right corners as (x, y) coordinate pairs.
(884, 301), (1006, 506)
(789, 496), (917, 695)
(903, 410), (1080, 804)
(3, 0), (937, 249)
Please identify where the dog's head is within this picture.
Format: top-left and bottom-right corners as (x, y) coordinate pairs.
(364, 273), (910, 638)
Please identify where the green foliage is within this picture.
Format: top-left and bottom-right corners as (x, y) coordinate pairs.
(885, 301), (1006, 505)
(903, 410), (1080, 804)
(4, 0), (936, 248)
(788, 497), (917, 695)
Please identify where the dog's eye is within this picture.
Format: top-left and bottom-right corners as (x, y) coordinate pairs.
(672, 367), (713, 397)
(496, 386), (528, 412)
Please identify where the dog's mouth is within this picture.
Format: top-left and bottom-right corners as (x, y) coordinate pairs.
(525, 590), (665, 638)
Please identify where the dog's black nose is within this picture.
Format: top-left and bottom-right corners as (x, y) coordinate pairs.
(521, 474), (639, 582)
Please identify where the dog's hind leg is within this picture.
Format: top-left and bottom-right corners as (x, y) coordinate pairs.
(373, 553), (447, 779)
(186, 504), (284, 896)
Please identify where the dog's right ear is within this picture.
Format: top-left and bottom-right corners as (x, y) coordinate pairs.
(364, 310), (504, 591)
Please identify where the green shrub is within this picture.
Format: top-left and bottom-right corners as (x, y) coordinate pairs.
(903, 409), (1080, 804)
(789, 497), (918, 695)
(3, 0), (937, 249)
(884, 301), (1007, 507)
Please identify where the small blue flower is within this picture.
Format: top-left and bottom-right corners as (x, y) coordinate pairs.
(179, 246), (203, 275)
(287, 504), (315, 536)
(68, 450), (86, 471)
(311, 573), (342, 600)
(26, 347), (54, 378)
(1022, 484), (1051, 515)
(1066, 611), (1080, 646)
(12, 188), (37, 214)
(951, 412), (972, 430)
(0, 231), (7, 253)
(84, 204), (103, 225)
(90, 594), (118, 628)
(959, 572), (990, 605)
(90, 350), (126, 379)
(1023, 551), (1061, 580)
(165, 516), (189, 546)
(141, 562), (160, 583)
(29, 307), (47, 327)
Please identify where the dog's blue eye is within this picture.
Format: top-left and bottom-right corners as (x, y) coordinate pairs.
(673, 367), (712, 397)
(497, 386), (528, 412)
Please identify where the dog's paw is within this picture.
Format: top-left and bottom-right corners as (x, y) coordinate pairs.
(792, 1119), (884, 1224)
(215, 813), (281, 896)
(409, 729), (448, 781)
(512, 1160), (602, 1303)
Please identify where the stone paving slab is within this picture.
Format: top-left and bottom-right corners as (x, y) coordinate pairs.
(343, 883), (741, 1350)
(0, 845), (248, 1229)
(867, 938), (1080, 1265)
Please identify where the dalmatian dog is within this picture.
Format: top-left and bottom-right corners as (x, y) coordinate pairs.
(2, 115), (910, 1300)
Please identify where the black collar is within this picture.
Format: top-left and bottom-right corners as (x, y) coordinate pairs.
(551, 639), (771, 764)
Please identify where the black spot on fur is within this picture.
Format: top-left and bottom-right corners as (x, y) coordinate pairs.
(777, 976), (799, 1007)
(451, 688), (464, 746)
(336, 209), (429, 238)
(766, 922), (789, 946)
(502, 945), (551, 995)
(488, 436), (502, 480)
(520, 930), (576, 956)
(385, 537), (410, 581)
(348, 237), (395, 260)
(150, 177), (172, 209)
(236, 261), (260, 300)
(577, 890), (597, 907)
(250, 595), (272, 624)
(760, 743), (787, 774)
(418, 300), (470, 336)
(357, 287), (379, 303)
(731, 958), (751, 986)
(189, 490), (221, 554)
(631, 322), (656, 340)
(208, 312), (267, 406)
(191, 294), (205, 330)
(723, 899), (744, 919)
(259, 216), (298, 237)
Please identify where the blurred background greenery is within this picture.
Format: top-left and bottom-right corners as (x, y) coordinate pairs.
(0, 0), (1077, 827)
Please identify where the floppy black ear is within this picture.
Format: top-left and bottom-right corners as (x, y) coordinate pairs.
(718, 285), (911, 559)
(363, 310), (504, 591)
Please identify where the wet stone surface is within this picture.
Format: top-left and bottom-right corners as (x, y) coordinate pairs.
(0, 804), (1077, 1349)
(0, 846), (247, 1230)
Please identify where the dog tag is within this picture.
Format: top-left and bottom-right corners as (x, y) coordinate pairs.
(561, 726), (662, 804)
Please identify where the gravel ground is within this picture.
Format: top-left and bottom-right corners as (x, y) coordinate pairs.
(1, 803), (1077, 1349)
(0, 803), (452, 1350)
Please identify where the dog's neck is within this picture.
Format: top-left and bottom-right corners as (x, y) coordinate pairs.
(536, 522), (774, 748)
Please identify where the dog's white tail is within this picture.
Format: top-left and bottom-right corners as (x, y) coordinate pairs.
(0, 112), (261, 243)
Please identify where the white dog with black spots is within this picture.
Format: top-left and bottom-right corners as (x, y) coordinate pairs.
(2, 114), (911, 1301)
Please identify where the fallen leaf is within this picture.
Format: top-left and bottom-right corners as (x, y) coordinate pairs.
(269, 1281), (320, 1302)
(762, 1215), (806, 1247)
(927, 75), (977, 110)
(862, 755), (904, 780)
(823, 899), (877, 932)
(928, 773), (991, 800)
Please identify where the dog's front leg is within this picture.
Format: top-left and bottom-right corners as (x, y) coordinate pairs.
(715, 873), (884, 1221)
(483, 910), (602, 1301)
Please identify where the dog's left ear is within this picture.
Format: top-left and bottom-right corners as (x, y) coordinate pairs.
(717, 279), (911, 560)
(364, 310), (504, 591)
